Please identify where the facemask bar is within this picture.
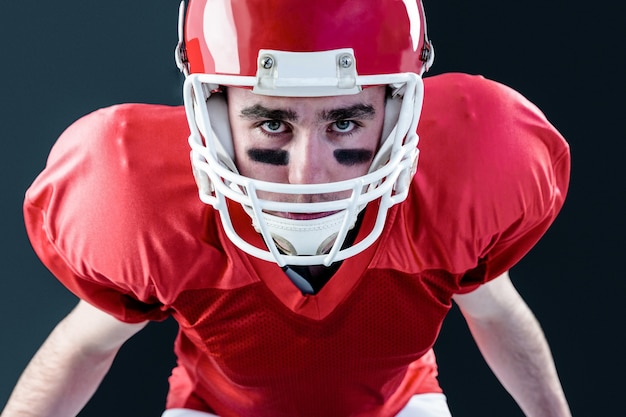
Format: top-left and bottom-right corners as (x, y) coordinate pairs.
(183, 70), (423, 266)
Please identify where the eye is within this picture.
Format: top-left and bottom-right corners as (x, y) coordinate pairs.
(260, 120), (288, 134)
(329, 120), (357, 133)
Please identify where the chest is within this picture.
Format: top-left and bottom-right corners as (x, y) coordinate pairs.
(170, 268), (458, 386)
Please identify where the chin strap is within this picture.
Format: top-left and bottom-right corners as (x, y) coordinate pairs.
(281, 266), (316, 295)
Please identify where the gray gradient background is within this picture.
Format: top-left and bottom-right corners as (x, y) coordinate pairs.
(1, 1), (623, 416)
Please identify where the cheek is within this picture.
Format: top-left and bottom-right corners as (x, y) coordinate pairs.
(341, 162), (372, 181)
(231, 131), (258, 177)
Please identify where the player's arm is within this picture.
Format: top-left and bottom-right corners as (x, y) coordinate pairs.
(1, 300), (147, 417)
(452, 271), (571, 417)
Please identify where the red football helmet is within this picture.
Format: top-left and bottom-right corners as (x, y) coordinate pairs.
(175, 0), (434, 267)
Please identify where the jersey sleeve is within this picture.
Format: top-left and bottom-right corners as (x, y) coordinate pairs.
(25, 199), (165, 322)
(24, 104), (194, 322)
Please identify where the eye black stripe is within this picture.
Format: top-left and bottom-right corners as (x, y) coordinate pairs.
(333, 149), (373, 166)
(247, 148), (372, 166)
(247, 148), (289, 166)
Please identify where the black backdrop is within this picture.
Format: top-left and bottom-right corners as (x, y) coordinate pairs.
(1, 1), (623, 416)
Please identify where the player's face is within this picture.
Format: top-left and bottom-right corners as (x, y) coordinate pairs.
(227, 86), (386, 213)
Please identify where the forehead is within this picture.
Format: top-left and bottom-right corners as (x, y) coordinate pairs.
(226, 86), (386, 114)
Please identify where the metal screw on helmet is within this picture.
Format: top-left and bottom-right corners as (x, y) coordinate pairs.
(338, 54), (353, 69)
(261, 55), (274, 69)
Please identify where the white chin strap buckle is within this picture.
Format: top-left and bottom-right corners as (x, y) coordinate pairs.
(254, 211), (356, 256)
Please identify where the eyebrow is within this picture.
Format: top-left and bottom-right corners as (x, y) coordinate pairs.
(239, 103), (376, 122)
(320, 104), (376, 122)
(240, 104), (298, 122)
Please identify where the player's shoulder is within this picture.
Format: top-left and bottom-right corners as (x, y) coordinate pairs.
(420, 72), (559, 132)
(55, 103), (186, 147)
(24, 103), (217, 301)
(380, 73), (571, 274)
(419, 72), (568, 166)
(46, 103), (185, 163)
(422, 72), (525, 106)
(83, 102), (185, 123)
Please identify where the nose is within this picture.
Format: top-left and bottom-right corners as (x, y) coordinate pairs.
(287, 130), (330, 185)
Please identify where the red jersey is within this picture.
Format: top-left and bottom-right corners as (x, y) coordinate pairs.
(23, 73), (570, 417)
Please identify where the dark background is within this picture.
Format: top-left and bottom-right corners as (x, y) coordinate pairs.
(1, 1), (623, 416)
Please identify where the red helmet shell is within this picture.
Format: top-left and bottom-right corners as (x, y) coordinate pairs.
(184, 0), (432, 77)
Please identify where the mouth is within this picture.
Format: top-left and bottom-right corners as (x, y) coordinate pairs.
(269, 211), (340, 221)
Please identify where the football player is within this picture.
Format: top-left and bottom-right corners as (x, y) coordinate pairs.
(2, 1), (572, 416)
